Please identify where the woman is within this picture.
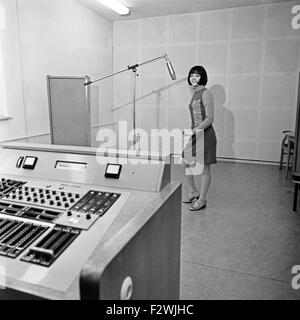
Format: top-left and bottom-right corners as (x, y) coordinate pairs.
(182, 66), (217, 211)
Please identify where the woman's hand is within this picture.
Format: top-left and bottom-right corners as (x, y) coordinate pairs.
(193, 128), (204, 135)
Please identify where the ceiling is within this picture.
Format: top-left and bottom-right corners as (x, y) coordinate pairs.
(75, 0), (291, 21)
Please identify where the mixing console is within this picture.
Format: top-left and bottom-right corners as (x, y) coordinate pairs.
(0, 217), (48, 258)
(2, 184), (81, 210)
(21, 226), (80, 267)
(0, 176), (123, 266)
(0, 178), (26, 197)
(0, 143), (179, 299)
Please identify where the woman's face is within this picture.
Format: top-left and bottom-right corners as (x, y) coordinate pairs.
(190, 73), (201, 87)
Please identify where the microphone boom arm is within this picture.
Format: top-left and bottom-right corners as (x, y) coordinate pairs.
(85, 54), (172, 86)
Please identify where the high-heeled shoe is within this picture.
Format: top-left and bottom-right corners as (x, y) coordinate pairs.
(189, 199), (207, 211)
(182, 193), (200, 203)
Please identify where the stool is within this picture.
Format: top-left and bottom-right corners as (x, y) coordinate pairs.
(279, 130), (295, 178)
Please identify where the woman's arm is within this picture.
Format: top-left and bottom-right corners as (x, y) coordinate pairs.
(195, 89), (214, 131)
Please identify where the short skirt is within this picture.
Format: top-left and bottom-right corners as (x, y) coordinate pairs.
(182, 126), (217, 165)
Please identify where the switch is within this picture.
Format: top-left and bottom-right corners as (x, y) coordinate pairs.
(16, 157), (24, 168)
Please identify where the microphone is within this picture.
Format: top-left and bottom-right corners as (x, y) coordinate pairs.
(165, 55), (176, 81)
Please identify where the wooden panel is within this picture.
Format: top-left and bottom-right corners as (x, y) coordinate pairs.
(80, 185), (182, 300)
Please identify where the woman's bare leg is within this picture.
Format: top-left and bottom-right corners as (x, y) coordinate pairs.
(199, 164), (211, 202)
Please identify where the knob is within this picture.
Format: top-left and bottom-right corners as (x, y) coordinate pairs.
(120, 277), (133, 300)
(86, 214), (91, 220)
(67, 211), (72, 217)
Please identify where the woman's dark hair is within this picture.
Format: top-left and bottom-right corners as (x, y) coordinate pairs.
(188, 66), (208, 86)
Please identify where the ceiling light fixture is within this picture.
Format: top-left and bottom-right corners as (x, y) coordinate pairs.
(97, 0), (130, 16)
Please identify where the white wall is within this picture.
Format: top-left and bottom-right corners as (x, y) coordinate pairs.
(0, 0), (114, 145)
(113, 1), (300, 162)
(0, 0), (26, 141)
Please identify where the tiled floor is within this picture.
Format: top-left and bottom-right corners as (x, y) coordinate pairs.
(171, 161), (300, 300)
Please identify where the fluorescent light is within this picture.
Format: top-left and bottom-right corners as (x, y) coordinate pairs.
(97, 0), (130, 16)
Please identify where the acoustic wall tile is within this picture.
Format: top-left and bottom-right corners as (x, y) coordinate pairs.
(256, 141), (281, 162)
(216, 139), (224, 157)
(266, 1), (300, 37)
(140, 47), (168, 76)
(232, 6), (265, 39)
(198, 10), (230, 41)
(224, 109), (258, 140)
(264, 39), (300, 73)
(208, 79), (227, 139)
(139, 105), (162, 132)
(223, 139), (256, 159)
(114, 20), (139, 47)
(166, 106), (190, 131)
(208, 78), (227, 107)
(230, 42), (262, 73)
(261, 74), (297, 108)
(139, 77), (168, 107)
(168, 81), (192, 107)
(198, 43), (228, 74)
(228, 75), (260, 107)
(114, 48), (139, 72)
(114, 77), (134, 109)
(169, 14), (197, 43)
(258, 109), (295, 141)
(141, 16), (167, 45)
(168, 45), (196, 76)
(214, 108), (225, 138)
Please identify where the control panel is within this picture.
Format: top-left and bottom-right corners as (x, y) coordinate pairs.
(0, 177), (124, 268)
(0, 142), (170, 297)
